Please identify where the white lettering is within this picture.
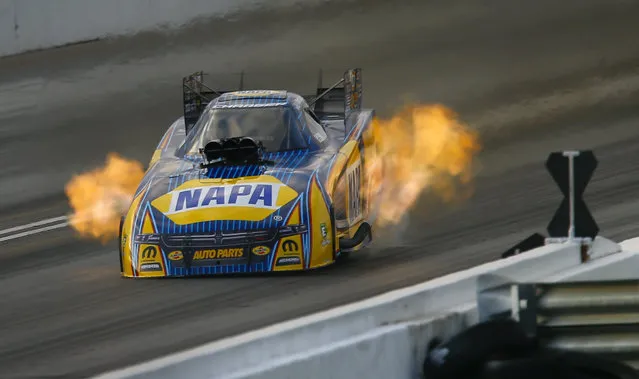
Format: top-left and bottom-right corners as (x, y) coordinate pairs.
(347, 162), (362, 224)
(166, 183), (283, 214)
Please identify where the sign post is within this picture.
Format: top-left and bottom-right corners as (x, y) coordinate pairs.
(545, 150), (598, 260)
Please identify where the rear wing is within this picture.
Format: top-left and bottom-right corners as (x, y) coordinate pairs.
(182, 71), (245, 135)
(181, 68), (362, 135)
(306, 68), (362, 120)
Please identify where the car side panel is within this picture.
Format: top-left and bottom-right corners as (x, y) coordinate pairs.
(308, 174), (335, 269)
(344, 145), (365, 238)
(326, 110), (377, 243)
(120, 185), (149, 277)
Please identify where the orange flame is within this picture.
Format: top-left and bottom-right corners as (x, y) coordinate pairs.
(65, 153), (145, 243)
(366, 104), (481, 227)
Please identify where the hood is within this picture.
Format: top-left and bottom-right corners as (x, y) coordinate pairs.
(136, 149), (331, 236)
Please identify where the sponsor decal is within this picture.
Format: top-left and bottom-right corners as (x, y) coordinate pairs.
(320, 223), (328, 238)
(140, 262), (162, 271)
(273, 215), (283, 221)
(193, 248), (245, 260)
(320, 223), (331, 247)
(141, 245), (158, 261)
(169, 183), (277, 211)
(151, 176), (298, 224)
(282, 240), (299, 254)
(168, 251), (183, 261)
(252, 246), (270, 256)
(345, 69), (361, 111)
(276, 256), (301, 266)
(347, 161), (362, 224)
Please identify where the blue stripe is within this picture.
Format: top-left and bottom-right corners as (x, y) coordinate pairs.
(131, 179), (155, 275)
(314, 171), (331, 209)
(302, 172), (317, 268)
(152, 149), (313, 241)
(284, 149), (308, 185)
(268, 240), (280, 270)
(145, 203), (170, 274)
(267, 151), (296, 230)
(170, 262), (269, 276)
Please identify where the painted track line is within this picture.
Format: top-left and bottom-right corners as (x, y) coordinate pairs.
(0, 216), (70, 243)
(0, 215), (68, 235)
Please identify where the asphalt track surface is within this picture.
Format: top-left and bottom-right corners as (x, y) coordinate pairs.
(0, 0), (638, 377)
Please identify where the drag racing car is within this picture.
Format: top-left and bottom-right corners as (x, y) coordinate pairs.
(118, 68), (382, 277)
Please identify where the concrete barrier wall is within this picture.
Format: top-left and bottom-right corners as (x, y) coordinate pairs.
(0, 0), (336, 57)
(96, 237), (628, 379)
(239, 239), (636, 379)
(236, 309), (475, 379)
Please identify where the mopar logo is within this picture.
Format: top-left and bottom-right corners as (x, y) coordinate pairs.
(282, 240), (299, 253)
(141, 246), (157, 260)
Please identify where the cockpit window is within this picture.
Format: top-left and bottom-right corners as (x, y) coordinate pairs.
(183, 106), (308, 154)
(303, 108), (328, 145)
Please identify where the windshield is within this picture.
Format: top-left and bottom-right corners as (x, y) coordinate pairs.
(184, 106), (308, 154)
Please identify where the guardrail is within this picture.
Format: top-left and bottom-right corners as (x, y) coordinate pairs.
(480, 279), (639, 371)
(93, 150), (638, 379)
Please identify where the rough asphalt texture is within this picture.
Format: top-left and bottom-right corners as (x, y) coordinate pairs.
(0, 0), (638, 377)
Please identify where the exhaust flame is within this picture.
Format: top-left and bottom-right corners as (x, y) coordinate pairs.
(367, 104), (481, 227)
(65, 153), (145, 243)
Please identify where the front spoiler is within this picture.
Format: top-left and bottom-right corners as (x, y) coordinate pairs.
(121, 258), (336, 278)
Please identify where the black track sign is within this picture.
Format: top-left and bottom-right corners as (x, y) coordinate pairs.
(545, 150), (599, 239)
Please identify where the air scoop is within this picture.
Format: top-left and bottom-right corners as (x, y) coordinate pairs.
(199, 137), (272, 168)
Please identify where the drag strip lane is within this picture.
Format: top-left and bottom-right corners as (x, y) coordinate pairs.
(3, 124), (639, 378)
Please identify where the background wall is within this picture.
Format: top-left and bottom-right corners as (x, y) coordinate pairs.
(0, 0), (342, 57)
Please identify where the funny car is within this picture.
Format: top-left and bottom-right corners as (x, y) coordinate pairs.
(119, 68), (383, 277)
